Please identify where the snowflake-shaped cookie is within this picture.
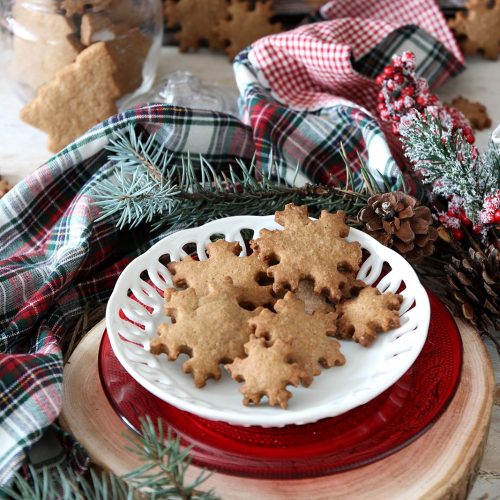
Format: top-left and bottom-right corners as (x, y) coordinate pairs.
(150, 278), (261, 387)
(336, 286), (403, 346)
(225, 336), (304, 409)
(449, 0), (500, 60)
(214, 0), (282, 60)
(167, 239), (274, 307)
(250, 292), (345, 386)
(251, 204), (362, 302)
(164, 0), (228, 51)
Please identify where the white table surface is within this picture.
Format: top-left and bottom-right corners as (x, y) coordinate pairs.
(0, 47), (498, 497)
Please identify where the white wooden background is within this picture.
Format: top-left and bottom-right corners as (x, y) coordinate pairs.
(0, 47), (498, 498)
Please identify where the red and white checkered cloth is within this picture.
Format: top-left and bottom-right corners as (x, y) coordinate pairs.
(248, 0), (463, 113)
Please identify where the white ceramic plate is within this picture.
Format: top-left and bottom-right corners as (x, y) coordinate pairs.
(106, 215), (430, 427)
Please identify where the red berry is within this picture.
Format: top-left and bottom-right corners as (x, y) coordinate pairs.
(378, 91), (385, 102)
(377, 102), (387, 112)
(401, 86), (414, 97)
(439, 215), (447, 223)
(484, 212), (496, 224)
(393, 73), (404, 84)
(386, 80), (395, 91)
(380, 109), (391, 121)
(452, 228), (464, 240)
(375, 74), (385, 86)
(383, 65), (394, 77)
(416, 95), (427, 106)
(473, 225), (482, 235)
(393, 114), (400, 122)
(459, 212), (472, 226)
(465, 133), (475, 144)
(392, 123), (400, 135)
(401, 51), (415, 63)
(494, 209), (500, 223)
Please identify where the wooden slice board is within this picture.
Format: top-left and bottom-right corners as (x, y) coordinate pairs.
(60, 318), (494, 500)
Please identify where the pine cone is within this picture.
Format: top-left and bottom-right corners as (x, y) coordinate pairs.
(0, 178), (13, 198)
(358, 192), (438, 261)
(446, 245), (499, 332)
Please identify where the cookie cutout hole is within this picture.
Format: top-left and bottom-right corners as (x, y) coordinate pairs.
(266, 253), (280, 266)
(256, 272), (274, 286)
(172, 278), (188, 290)
(238, 301), (258, 311)
(337, 263), (353, 274)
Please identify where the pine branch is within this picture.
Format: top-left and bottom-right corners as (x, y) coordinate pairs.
(94, 125), (383, 231)
(398, 111), (499, 222)
(0, 418), (218, 500)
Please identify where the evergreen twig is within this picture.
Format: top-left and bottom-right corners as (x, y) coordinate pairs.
(0, 417), (218, 500)
(94, 125), (385, 231)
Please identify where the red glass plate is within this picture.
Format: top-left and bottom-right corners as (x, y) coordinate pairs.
(99, 291), (462, 479)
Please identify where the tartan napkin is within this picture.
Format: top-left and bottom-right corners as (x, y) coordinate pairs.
(0, 0), (462, 484)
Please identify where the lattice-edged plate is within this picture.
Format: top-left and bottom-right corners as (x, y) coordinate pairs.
(106, 215), (430, 427)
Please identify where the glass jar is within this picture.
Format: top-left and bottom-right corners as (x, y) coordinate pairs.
(0, 0), (163, 103)
(127, 70), (240, 117)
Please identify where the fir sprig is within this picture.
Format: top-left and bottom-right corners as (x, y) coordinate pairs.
(1, 417), (218, 500)
(398, 111), (500, 223)
(94, 126), (383, 231)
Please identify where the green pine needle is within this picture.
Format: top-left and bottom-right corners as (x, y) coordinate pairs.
(93, 125), (387, 231)
(0, 418), (218, 500)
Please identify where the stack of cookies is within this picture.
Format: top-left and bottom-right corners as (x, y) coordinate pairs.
(151, 204), (403, 409)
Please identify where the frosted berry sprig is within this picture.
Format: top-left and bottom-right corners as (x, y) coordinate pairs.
(376, 51), (475, 143)
(479, 190), (500, 227)
(438, 198), (475, 241)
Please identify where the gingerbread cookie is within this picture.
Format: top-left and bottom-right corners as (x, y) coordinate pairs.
(251, 204), (362, 302)
(20, 41), (121, 152)
(0, 178), (13, 198)
(61, 0), (112, 16)
(450, 96), (491, 130)
(164, 0), (228, 51)
(151, 278), (262, 388)
(449, 0), (500, 60)
(336, 287), (403, 347)
(225, 336), (304, 409)
(214, 0), (283, 60)
(168, 239), (274, 307)
(250, 292), (345, 386)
